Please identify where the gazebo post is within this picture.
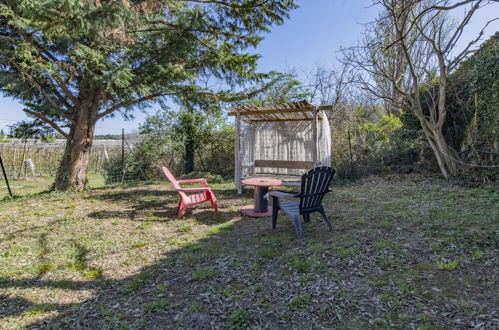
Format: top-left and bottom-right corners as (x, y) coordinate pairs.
(235, 110), (243, 194)
(312, 106), (318, 168)
(249, 122), (255, 176)
(229, 101), (333, 190)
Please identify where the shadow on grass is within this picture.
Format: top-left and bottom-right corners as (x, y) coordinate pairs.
(87, 184), (253, 223)
(3, 176), (498, 328)
(0, 184), (302, 328)
(1, 209), (292, 328)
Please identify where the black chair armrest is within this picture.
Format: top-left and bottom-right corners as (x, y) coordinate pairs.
(269, 191), (298, 199)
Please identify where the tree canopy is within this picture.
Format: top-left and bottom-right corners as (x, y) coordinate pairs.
(0, 0), (297, 190)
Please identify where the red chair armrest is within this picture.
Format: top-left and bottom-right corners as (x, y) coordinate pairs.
(177, 187), (211, 192)
(177, 179), (208, 184)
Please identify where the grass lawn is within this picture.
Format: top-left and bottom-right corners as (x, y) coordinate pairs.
(0, 174), (497, 328)
(0, 174), (105, 199)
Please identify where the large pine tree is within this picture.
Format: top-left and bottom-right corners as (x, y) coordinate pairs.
(0, 0), (297, 190)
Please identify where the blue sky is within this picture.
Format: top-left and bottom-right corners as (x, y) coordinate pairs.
(0, 0), (497, 135)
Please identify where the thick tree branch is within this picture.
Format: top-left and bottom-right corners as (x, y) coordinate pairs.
(30, 40), (79, 106)
(178, 0), (271, 9)
(448, 17), (499, 70)
(430, 0), (498, 10)
(0, 42), (74, 121)
(23, 109), (69, 139)
(97, 92), (172, 120)
(443, 0), (482, 53)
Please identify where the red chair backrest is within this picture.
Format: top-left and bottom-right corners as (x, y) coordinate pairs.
(161, 167), (181, 190)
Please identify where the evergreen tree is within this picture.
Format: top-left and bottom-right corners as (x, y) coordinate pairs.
(0, 0), (297, 190)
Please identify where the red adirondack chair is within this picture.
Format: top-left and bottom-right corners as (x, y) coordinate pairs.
(161, 167), (218, 217)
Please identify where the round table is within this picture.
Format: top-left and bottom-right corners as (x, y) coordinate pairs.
(240, 177), (282, 217)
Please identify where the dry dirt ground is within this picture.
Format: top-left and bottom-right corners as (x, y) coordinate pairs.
(0, 174), (497, 329)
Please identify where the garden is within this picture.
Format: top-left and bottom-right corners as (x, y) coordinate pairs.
(1, 175), (497, 328)
(0, 1), (498, 329)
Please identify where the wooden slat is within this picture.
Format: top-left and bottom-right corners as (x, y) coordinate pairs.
(318, 105), (333, 111)
(231, 100), (312, 112)
(228, 107), (313, 116)
(228, 101), (332, 122)
(243, 118), (323, 122)
(254, 160), (314, 169)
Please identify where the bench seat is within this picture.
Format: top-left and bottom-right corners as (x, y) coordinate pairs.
(243, 160), (318, 186)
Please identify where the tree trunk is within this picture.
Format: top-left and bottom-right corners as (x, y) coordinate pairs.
(184, 136), (195, 174)
(418, 117), (460, 178)
(52, 100), (98, 191)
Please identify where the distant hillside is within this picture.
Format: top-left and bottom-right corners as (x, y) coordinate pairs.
(94, 134), (121, 140)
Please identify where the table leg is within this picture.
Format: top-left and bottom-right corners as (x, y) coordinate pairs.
(254, 186), (269, 212)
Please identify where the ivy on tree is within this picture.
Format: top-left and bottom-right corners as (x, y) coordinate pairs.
(0, 0), (297, 190)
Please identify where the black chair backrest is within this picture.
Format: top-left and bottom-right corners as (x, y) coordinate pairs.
(298, 166), (335, 212)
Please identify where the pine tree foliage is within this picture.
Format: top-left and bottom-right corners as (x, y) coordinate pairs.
(0, 0), (297, 190)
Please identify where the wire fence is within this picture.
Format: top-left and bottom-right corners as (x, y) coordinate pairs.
(0, 137), (137, 198)
(0, 129), (235, 199)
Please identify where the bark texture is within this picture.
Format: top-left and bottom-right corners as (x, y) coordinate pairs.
(53, 95), (99, 191)
(419, 119), (459, 178)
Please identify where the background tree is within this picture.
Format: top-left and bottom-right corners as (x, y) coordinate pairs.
(8, 119), (55, 142)
(169, 104), (224, 174)
(243, 71), (308, 105)
(0, 0), (297, 190)
(343, 0), (498, 178)
(305, 64), (352, 109)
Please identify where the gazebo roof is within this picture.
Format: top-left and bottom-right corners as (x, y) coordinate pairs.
(228, 100), (332, 122)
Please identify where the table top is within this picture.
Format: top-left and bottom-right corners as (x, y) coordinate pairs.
(241, 177), (282, 187)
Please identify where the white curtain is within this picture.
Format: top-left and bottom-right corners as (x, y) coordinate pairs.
(318, 111), (332, 167)
(240, 122), (254, 178)
(240, 116), (332, 177)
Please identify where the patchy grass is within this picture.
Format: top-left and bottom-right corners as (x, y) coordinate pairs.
(256, 247), (280, 259)
(227, 308), (252, 329)
(0, 175), (497, 329)
(178, 224), (192, 233)
(435, 259), (459, 271)
(288, 293), (312, 311)
(22, 304), (58, 317)
(147, 298), (171, 313)
(0, 173), (105, 199)
(192, 267), (218, 281)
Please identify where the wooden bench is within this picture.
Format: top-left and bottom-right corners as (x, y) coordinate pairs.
(254, 160), (315, 170)
(244, 160), (316, 186)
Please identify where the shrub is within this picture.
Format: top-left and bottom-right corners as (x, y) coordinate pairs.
(179, 171), (225, 184)
(332, 104), (421, 178)
(103, 112), (234, 183)
(103, 138), (183, 184)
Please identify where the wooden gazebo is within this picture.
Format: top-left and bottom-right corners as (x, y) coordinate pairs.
(229, 100), (332, 194)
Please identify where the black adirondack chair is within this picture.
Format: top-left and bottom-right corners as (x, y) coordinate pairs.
(270, 166), (335, 239)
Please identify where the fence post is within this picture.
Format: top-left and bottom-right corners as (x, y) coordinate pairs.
(347, 126), (355, 178)
(121, 128), (125, 182)
(0, 152), (13, 198)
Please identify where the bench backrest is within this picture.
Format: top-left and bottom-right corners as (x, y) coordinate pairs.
(254, 160), (315, 171)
